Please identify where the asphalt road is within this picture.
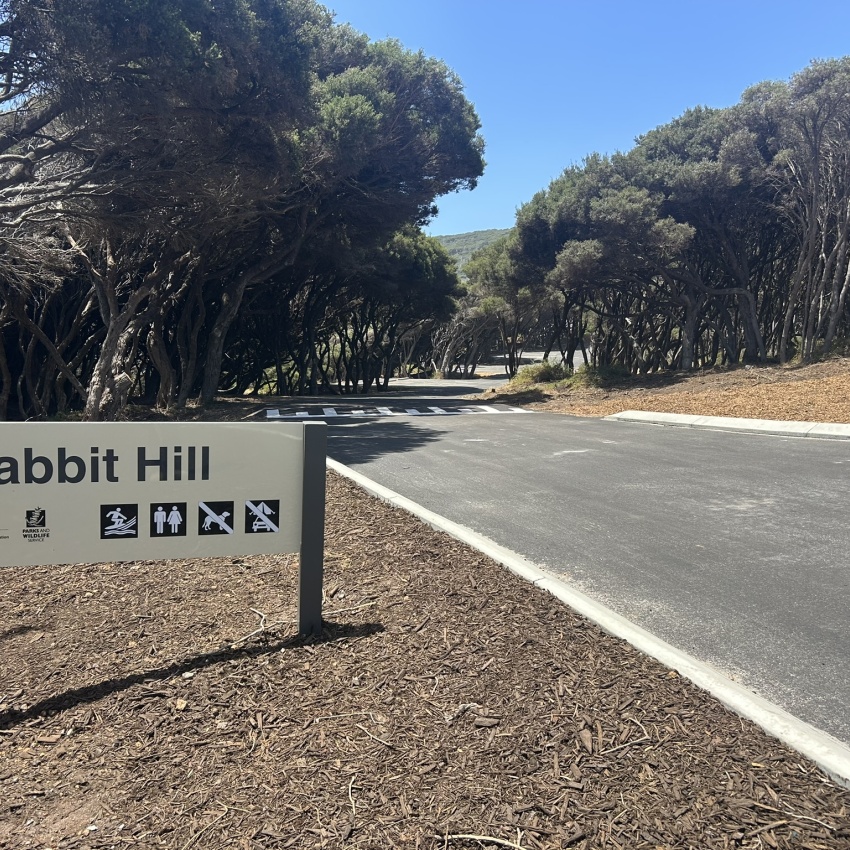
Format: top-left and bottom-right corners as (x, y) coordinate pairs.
(270, 389), (850, 746)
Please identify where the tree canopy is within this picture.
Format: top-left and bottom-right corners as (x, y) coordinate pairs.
(444, 57), (850, 378)
(4, 7), (850, 411)
(0, 0), (483, 418)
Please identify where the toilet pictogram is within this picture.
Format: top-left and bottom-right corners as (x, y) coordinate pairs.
(151, 503), (187, 537)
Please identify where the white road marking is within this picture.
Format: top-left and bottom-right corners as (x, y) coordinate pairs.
(328, 457), (850, 790)
(265, 406), (532, 420)
(553, 450), (590, 455)
(706, 497), (777, 512)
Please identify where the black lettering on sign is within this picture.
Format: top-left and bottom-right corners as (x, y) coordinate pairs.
(138, 446), (210, 482)
(0, 447), (121, 484)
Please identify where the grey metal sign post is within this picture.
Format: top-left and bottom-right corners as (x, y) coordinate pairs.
(298, 421), (326, 636)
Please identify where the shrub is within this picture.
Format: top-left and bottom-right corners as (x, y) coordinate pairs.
(571, 364), (631, 387)
(513, 360), (572, 386)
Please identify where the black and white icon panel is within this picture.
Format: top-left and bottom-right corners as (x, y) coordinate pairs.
(245, 500), (280, 533)
(198, 501), (234, 535)
(26, 508), (46, 528)
(150, 502), (187, 537)
(100, 504), (138, 539)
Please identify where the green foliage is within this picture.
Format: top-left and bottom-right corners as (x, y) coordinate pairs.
(509, 362), (630, 390)
(447, 55), (850, 386)
(512, 360), (572, 386)
(569, 365), (632, 388)
(435, 228), (512, 272)
(0, 0), (486, 417)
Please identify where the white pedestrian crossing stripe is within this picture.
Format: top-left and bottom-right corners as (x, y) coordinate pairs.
(265, 404), (529, 420)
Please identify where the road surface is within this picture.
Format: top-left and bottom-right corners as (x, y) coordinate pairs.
(267, 391), (850, 746)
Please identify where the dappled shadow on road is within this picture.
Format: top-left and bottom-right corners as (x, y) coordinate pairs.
(385, 380), (508, 397)
(326, 419), (447, 465)
(326, 376), (510, 401)
(377, 385), (495, 399)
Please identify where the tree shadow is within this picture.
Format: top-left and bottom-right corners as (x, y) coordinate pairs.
(484, 366), (756, 402)
(373, 379), (509, 398)
(483, 387), (548, 404)
(267, 378), (510, 403)
(0, 624), (38, 642)
(327, 418), (448, 465)
(0, 621), (383, 730)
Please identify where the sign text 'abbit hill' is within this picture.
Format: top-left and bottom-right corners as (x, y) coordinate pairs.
(0, 445), (211, 485)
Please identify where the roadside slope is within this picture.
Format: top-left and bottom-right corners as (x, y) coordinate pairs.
(485, 358), (850, 422)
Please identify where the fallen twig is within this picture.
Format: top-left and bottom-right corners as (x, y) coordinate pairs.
(313, 711), (370, 724)
(746, 819), (789, 838)
(229, 608), (296, 647)
(324, 600), (378, 616)
(601, 735), (651, 755)
(445, 703), (480, 724)
(751, 801), (837, 830)
(781, 809), (836, 830)
(437, 834), (528, 850)
(356, 723), (394, 748)
(179, 805), (229, 850)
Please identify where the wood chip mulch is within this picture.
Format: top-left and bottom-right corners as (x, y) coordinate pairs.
(492, 358), (850, 423)
(1, 473), (849, 849)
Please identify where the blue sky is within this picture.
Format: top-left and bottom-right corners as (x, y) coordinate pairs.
(327, 0), (850, 236)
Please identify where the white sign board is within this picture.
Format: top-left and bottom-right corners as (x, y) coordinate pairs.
(0, 422), (308, 568)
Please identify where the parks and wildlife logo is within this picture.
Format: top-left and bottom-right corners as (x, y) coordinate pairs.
(22, 507), (50, 542)
(26, 508), (46, 527)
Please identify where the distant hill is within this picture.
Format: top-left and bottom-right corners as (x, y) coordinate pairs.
(435, 228), (511, 272)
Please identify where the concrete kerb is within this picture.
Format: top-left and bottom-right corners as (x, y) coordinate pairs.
(605, 410), (850, 440)
(326, 456), (850, 789)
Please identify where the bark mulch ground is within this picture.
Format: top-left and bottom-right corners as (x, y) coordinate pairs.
(486, 357), (850, 423)
(1, 473), (849, 849)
